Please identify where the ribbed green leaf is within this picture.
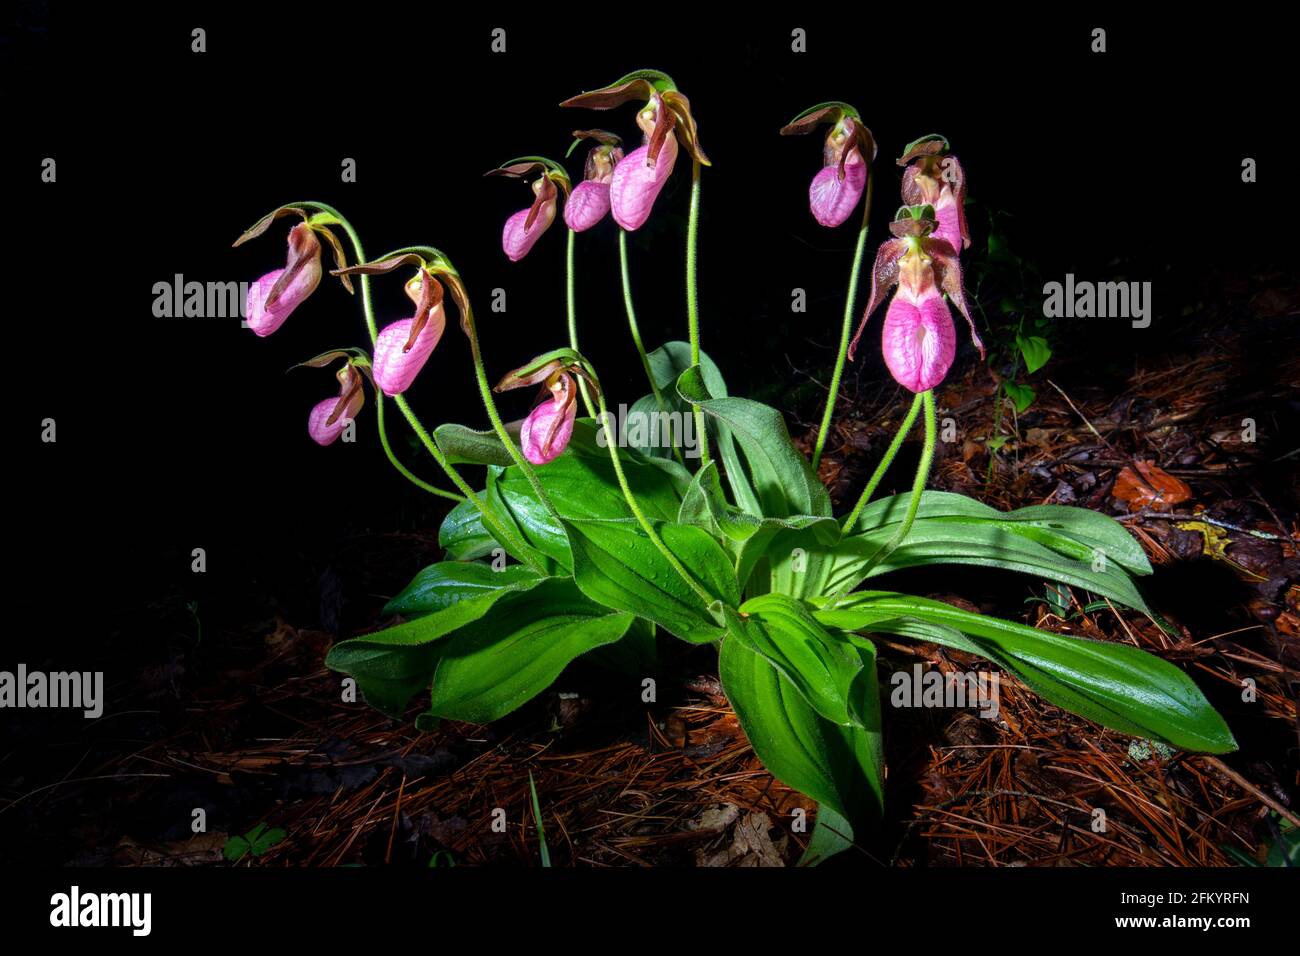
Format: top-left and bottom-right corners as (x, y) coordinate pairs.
(815, 591), (1236, 754)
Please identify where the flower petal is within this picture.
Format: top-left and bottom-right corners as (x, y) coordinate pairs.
(881, 291), (957, 393)
(308, 396), (352, 446)
(933, 189), (965, 254)
(372, 308), (447, 396)
(520, 395), (577, 464)
(502, 201), (556, 261)
(809, 149), (866, 227)
(563, 180), (612, 232)
(609, 138), (678, 232)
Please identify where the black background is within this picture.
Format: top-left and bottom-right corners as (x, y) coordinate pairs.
(4, 5), (1293, 667)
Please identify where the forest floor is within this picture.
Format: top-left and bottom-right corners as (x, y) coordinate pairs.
(5, 270), (1297, 868)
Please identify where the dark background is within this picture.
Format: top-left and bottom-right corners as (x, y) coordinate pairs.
(4, 5), (1292, 665)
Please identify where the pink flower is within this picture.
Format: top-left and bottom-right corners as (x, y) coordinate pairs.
(881, 287), (957, 392)
(371, 272), (447, 396)
(307, 361), (366, 446)
(899, 136), (970, 253)
(564, 137), (623, 232)
(372, 312), (446, 396)
(245, 223), (322, 336)
(490, 161), (566, 261)
(610, 135), (678, 232)
(810, 149), (867, 227)
(503, 200), (557, 262)
(308, 396), (352, 446)
(520, 373), (577, 465)
(848, 206), (984, 391)
(564, 179), (612, 232)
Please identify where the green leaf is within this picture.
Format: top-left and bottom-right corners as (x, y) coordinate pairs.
(564, 518), (740, 643)
(222, 836), (250, 863)
(724, 593), (867, 728)
(720, 627), (883, 827)
(677, 365), (830, 519)
(643, 341), (754, 509)
(1016, 334), (1052, 375)
(797, 804), (856, 867)
(815, 591), (1237, 754)
(852, 491), (1152, 575)
(678, 461), (840, 593)
(818, 491), (1153, 612)
(326, 570), (549, 716)
(438, 497), (499, 561)
(384, 562), (541, 617)
(485, 419), (692, 572)
(433, 422), (516, 467)
(1003, 381), (1035, 413)
(424, 578), (635, 723)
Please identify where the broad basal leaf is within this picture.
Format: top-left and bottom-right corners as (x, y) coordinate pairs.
(424, 578), (635, 723)
(564, 517), (740, 643)
(815, 591), (1236, 754)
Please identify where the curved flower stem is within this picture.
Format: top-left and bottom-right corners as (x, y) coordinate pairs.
(376, 396), (463, 502)
(389, 394), (545, 574)
(566, 229), (596, 419)
(461, 302), (559, 519)
(686, 159), (711, 469)
(620, 229), (686, 467)
(841, 390), (924, 534)
(303, 209), (540, 570)
(849, 390), (937, 588)
(364, 241), (559, 520)
(811, 171), (875, 471)
(595, 390), (717, 608)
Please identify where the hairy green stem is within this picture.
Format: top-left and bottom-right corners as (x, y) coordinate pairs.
(303, 210), (538, 569)
(811, 171), (874, 471)
(567, 228), (596, 418)
(375, 396), (463, 502)
(596, 391), (717, 608)
(854, 390), (937, 581)
(686, 159), (710, 468)
(841, 390), (925, 534)
(619, 229), (686, 467)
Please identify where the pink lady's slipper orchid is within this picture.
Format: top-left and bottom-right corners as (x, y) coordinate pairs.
(371, 270), (448, 396)
(898, 135), (969, 254)
(564, 130), (624, 232)
(561, 70), (710, 232)
(495, 349), (602, 465)
(234, 206), (354, 337)
(487, 158), (572, 261)
(780, 102), (877, 228)
(303, 355), (369, 447)
(848, 206), (984, 393)
(244, 222), (323, 336)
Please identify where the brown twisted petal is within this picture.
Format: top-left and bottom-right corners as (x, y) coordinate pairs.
(333, 252), (425, 276)
(312, 225), (354, 293)
(661, 90), (709, 166)
(927, 239), (983, 358)
(572, 129), (623, 147)
(779, 105), (843, 137)
(404, 271), (445, 352)
(896, 137), (948, 166)
(232, 205), (307, 247)
(524, 175), (557, 231)
(560, 78), (658, 110)
(326, 365), (366, 427)
(265, 223), (322, 311)
(539, 372), (576, 453)
(647, 101), (678, 168)
(848, 238), (907, 361)
(495, 358), (566, 392)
